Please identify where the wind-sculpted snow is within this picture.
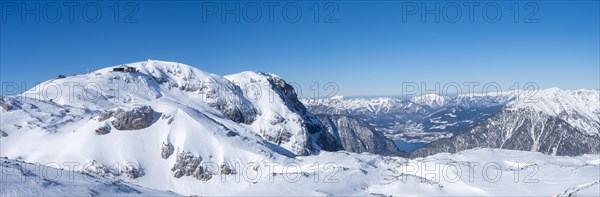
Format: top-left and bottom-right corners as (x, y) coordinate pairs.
(0, 96), (92, 134)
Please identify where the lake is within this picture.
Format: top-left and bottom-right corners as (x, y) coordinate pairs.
(394, 141), (428, 152)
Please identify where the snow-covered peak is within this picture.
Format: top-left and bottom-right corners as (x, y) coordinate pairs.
(1, 61), (349, 196)
(410, 93), (450, 108)
(302, 97), (412, 114)
(330, 95), (344, 100)
(91, 60), (235, 93)
(22, 60), (258, 124)
(5, 61), (340, 166)
(506, 88), (600, 136)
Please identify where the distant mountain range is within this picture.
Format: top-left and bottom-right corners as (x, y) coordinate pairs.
(303, 88), (600, 157)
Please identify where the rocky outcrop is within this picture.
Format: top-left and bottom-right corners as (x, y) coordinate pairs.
(84, 160), (120, 177)
(0, 97), (21, 111)
(411, 108), (600, 158)
(226, 131), (239, 137)
(110, 106), (155, 130)
(316, 114), (401, 156)
(211, 100), (257, 125)
(160, 141), (173, 159)
(220, 164), (236, 175)
(161, 114), (174, 125)
(95, 123), (112, 135)
(122, 164), (144, 179)
(170, 151), (211, 181)
(0, 130), (8, 137)
(262, 74), (343, 154)
(98, 110), (114, 122)
(227, 72), (343, 156)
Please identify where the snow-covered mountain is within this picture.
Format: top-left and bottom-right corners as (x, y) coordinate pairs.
(506, 88), (600, 136)
(412, 108), (600, 157)
(304, 88), (600, 157)
(2, 60), (338, 156)
(1, 60), (598, 196)
(410, 93), (450, 108)
(0, 60), (379, 195)
(1, 60), (310, 194)
(412, 88), (600, 157)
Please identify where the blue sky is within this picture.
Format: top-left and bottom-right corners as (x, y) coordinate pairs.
(1, 1), (598, 97)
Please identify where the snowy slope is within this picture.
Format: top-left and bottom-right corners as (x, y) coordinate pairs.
(0, 158), (177, 196)
(1, 149), (598, 196)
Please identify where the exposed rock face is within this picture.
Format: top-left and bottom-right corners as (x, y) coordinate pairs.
(411, 108), (600, 158)
(316, 114), (401, 156)
(211, 100), (257, 125)
(171, 151), (211, 181)
(161, 114), (174, 125)
(160, 142), (173, 159)
(98, 110), (114, 122)
(220, 164), (236, 175)
(110, 106), (155, 130)
(262, 74), (342, 154)
(95, 123), (112, 135)
(0, 97), (21, 111)
(0, 130), (8, 137)
(84, 160), (120, 177)
(122, 164), (144, 179)
(226, 131), (239, 137)
(226, 72), (342, 156)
